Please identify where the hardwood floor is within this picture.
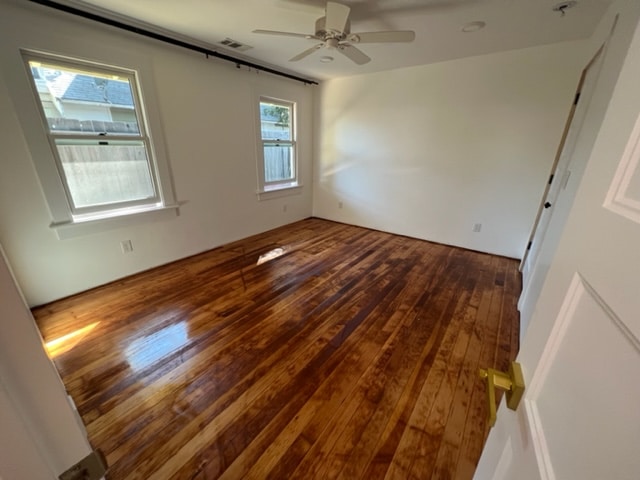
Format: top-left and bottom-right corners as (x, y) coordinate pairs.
(33, 218), (520, 480)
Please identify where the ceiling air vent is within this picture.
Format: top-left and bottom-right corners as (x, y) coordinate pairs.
(219, 38), (253, 52)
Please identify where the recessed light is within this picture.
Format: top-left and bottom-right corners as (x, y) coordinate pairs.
(461, 21), (486, 33)
(320, 56), (334, 63)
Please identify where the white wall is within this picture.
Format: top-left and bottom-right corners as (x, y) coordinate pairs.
(0, 0), (314, 306)
(518, 0), (640, 338)
(475, 3), (640, 477)
(0, 246), (92, 478)
(313, 41), (589, 258)
(0, 378), (54, 479)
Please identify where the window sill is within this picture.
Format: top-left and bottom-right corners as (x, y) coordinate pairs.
(51, 204), (180, 239)
(257, 183), (303, 201)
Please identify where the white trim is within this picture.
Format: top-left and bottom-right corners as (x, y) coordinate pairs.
(256, 184), (303, 201)
(52, 204), (180, 239)
(604, 110), (640, 223)
(524, 273), (585, 480)
(24, 52), (164, 216)
(256, 95), (300, 192)
(523, 272), (640, 480)
(4, 44), (179, 233)
(524, 399), (555, 480)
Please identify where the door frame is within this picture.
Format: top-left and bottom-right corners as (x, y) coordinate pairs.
(517, 19), (618, 337)
(0, 245), (93, 478)
(475, 3), (640, 478)
(519, 44), (604, 274)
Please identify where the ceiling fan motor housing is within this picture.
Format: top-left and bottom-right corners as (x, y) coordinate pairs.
(253, 1), (414, 65)
(316, 16), (350, 39)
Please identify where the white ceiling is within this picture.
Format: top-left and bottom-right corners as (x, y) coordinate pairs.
(64, 0), (613, 81)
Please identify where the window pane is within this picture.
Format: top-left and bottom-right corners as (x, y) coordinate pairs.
(260, 102), (291, 141)
(263, 143), (294, 182)
(54, 139), (155, 209)
(28, 60), (140, 135)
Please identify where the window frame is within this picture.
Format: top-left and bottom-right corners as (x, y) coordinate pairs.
(19, 50), (177, 231)
(257, 96), (299, 193)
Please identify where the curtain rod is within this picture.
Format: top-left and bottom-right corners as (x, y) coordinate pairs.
(27, 0), (319, 86)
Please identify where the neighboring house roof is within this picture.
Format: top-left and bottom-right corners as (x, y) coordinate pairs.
(47, 72), (134, 108)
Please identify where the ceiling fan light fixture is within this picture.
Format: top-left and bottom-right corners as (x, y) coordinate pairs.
(326, 38), (340, 49)
(255, 1), (414, 66)
(320, 56), (334, 63)
(461, 21), (486, 33)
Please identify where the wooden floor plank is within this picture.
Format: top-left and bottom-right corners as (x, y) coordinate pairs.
(382, 252), (472, 480)
(430, 255), (494, 480)
(328, 248), (449, 480)
(32, 218), (520, 480)
(235, 245), (425, 480)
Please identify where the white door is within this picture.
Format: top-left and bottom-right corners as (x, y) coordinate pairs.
(0, 246), (93, 478)
(475, 10), (640, 480)
(518, 44), (605, 322)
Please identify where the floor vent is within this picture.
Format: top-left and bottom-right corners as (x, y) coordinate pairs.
(219, 38), (253, 52)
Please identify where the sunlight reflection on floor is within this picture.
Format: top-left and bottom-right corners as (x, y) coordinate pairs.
(45, 321), (100, 358)
(257, 246), (286, 266)
(125, 321), (189, 372)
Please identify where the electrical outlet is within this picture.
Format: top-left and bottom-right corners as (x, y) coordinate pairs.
(282, 204), (287, 213)
(338, 201), (343, 209)
(120, 240), (133, 253)
(473, 223), (482, 233)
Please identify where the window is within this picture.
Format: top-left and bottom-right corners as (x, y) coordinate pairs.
(258, 97), (298, 192)
(24, 53), (172, 223)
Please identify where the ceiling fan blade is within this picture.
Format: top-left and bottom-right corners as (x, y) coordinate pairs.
(290, 44), (323, 62)
(277, 0), (324, 13)
(348, 31), (416, 44)
(325, 2), (350, 34)
(253, 29), (318, 40)
(338, 44), (370, 65)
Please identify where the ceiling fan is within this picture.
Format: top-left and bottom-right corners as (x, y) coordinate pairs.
(253, 1), (415, 65)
